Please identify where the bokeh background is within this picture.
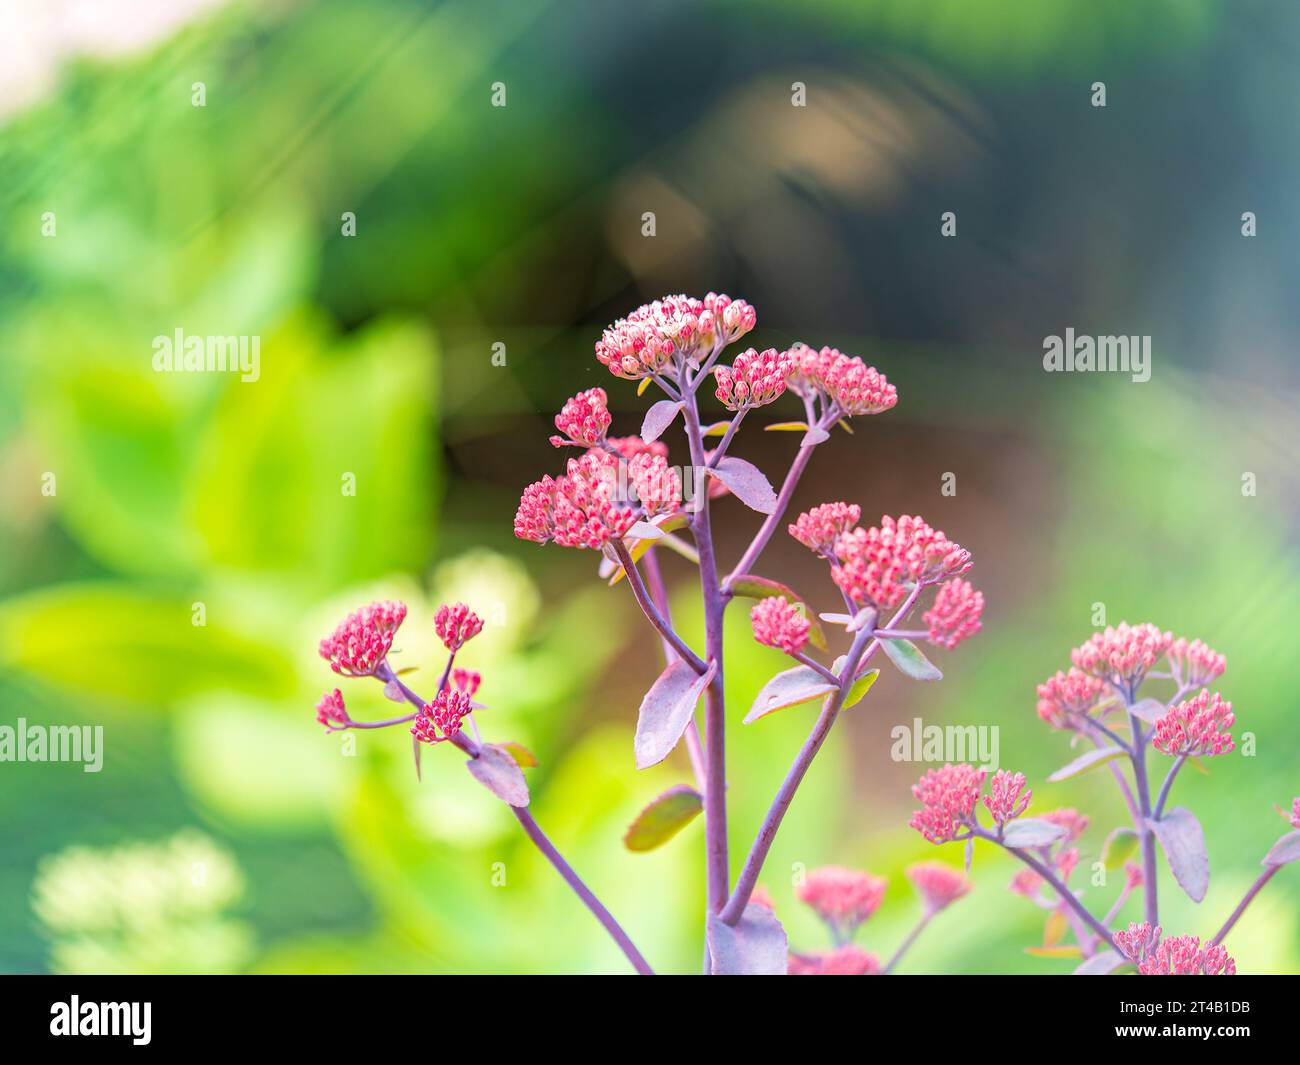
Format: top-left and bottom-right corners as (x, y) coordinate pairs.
(1, 0), (1297, 975)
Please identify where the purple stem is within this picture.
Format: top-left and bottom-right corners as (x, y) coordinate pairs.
(642, 546), (707, 789)
(374, 664), (653, 974)
(1126, 708), (1160, 926)
(883, 910), (933, 974)
(790, 650), (840, 686)
(1211, 865), (1280, 947)
(612, 541), (708, 675)
(1153, 753), (1187, 819)
(681, 388), (730, 919)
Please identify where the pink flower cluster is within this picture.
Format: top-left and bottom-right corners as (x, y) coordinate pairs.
(550, 387), (611, 448)
(1152, 690), (1235, 757)
(831, 514), (972, 610)
(1292, 798), (1300, 830)
(452, 668), (481, 697)
(514, 453), (637, 549)
(318, 600), (407, 676)
(594, 293), (755, 379)
(789, 945), (881, 976)
(1071, 622), (1172, 691)
(1035, 668), (1106, 729)
(315, 688), (350, 730)
(797, 866), (887, 936)
(909, 764), (987, 844)
(1041, 807), (1089, 842)
(628, 451), (682, 518)
(789, 502), (861, 555)
(983, 770), (1031, 827)
(786, 344), (897, 417)
(1116, 923), (1236, 975)
(906, 861), (971, 913)
(923, 579), (984, 649)
(1166, 637), (1227, 688)
(411, 689), (473, 746)
(749, 597), (811, 655)
(713, 347), (792, 411)
(435, 602), (484, 652)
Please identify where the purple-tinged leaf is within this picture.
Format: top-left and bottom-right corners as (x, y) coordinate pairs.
(466, 744), (530, 807)
(623, 785), (704, 852)
(383, 679), (406, 703)
(1263, 831), (1300, 868)
(801, 426), (830, 447)
(626, 520), (663, 540)
(707, 905), (788, 975)
(964, 836), (974, 872)
(498, 741), (538, 768)
(879, 637), (943, 681)
(729, 573), (828, 650)
(710, 457), (777, 514)
(743, 665), (837, 724)
(1073, 950), (1131, 976)
(1048, 745), (1125, 783)
(1128, 698), (1169, 725)
(634, 659), (716, 770)
(819, 612), (853, 626)
(847, 606), (877, 633)
(1002, 818), (1069, 847)
(641, 400), (683, 444)
(1148, 807), (1208, 902)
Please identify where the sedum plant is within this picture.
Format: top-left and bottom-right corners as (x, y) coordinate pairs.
(310, 292), (1297, 974)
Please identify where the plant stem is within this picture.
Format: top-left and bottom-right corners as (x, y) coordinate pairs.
(724, 436), (821, 592)
(642, 546), (707, 790)
(1153, 754), (1187, 819)
(720, 585), (922, 925)
(375, 664), (653, 974)
(1211, 865), (1280, 947)
(1126, 709), (1160, 926)
(994, 836), (1118, 950)
(612, 541), (708, 675)
(510, 806), (655, 974)
(883, 910), (933, 974)
(790, 651), (840, 685)
(682, 390), (729, 920)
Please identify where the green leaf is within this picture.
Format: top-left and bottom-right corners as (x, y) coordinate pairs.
(843, 669), (879, 710)
(1025, 944), (1083, 959)
(763, 421), (809, 432)
(1102, 827), (1139, 871)
(878, 637), (943, 681)
(623, 785), (704, 852)
(1048, 745), (1125, 782)
(728, 574), (828, 651)
(703, 421), (731, 438)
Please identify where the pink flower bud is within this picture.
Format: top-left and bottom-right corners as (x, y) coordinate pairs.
(749, 597), (811, 655)
(713, 347), (791, 411)
(411, 689), (472, 745)
(629, 452), (682, 518)
(924, 578), (984, 649)
(1124, 860), (1144, 890)
(551, 387), (611, 448)
(1140, 933), (1236, 976)
(1071, 622), (1172, 692)
(790, 945), (882, 975)
(797, 867), (887, 937)
(1008, 869), (1043, 898)
(318, 600), (407, 677)
(1035, 667), (1106, 729)
(1055, 846), (1080, 882)
(1292, 798), (1300, 831)
(452, 669), (481, 698)
(1166, 636), (1226, 688)
(315, 688), (350, 730)
(1041, 807), (1089, 842)
(594, 294), (754, 379)
(604, 435), (669, 461)
(435, 602), (484, 652)
(514, 453), (639, 550)
(906, 861), (971, 913)
(983, 769), (1031, 827)
(785, 344), (897, 417)
(909, 763), (987, 844)
(788, 501), (861, 555)
(832, 515), (971, 610)
(1153, 690), (1235, 757)
(1115, 921), (1162, 966)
